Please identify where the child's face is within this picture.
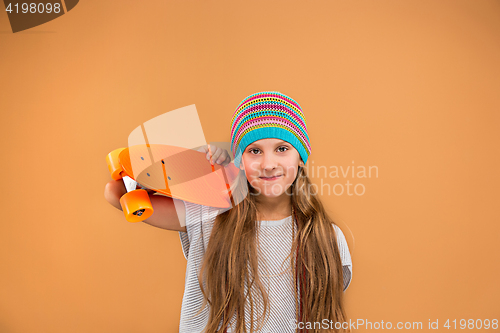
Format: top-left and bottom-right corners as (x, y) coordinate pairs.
(240, 138), (304, 198)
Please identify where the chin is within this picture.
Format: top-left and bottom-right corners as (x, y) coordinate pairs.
(261, 191), (284, 198)
(260, 185), (292, 198)
(249, 177), (293, 196)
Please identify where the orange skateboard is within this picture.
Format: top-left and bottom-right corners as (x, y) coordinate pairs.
(106, 144), (240, 222)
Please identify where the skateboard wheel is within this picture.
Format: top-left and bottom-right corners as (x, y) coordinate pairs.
(119, 189), (154, 222)
(106, 148), (126, 180)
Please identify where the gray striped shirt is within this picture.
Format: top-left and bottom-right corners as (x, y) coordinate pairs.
(178, 200), (352, 332)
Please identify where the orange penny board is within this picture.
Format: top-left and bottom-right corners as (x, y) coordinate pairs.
(119, 144), (239, 208)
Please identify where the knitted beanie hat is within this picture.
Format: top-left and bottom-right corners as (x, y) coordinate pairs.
(230, 91), (311, 169)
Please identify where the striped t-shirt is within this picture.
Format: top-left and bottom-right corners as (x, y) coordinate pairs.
(178, 200), (353, 333)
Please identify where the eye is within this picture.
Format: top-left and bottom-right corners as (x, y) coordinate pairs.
(277, 146), (288, 152)
(248, 148), (260, 154)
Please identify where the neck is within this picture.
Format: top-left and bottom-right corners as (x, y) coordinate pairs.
(255, 193), (292, 221)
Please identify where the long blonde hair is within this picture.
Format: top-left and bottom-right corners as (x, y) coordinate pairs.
(195, 165), (350, 333)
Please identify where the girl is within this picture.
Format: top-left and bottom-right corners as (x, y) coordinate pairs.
(178, 91), (352, 333)
(104, 91), (353, 333)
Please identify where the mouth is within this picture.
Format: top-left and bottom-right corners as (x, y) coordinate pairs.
(259, 175), (282, 181)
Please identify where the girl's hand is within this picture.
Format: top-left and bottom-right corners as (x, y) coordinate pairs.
(197, 144), (232, 167)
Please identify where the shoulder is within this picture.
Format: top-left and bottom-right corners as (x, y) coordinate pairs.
(331, 224), (352, 267)
(332, 224), (346, 244)
(182, 201), (220, 227)
(178, 201), (220, 260)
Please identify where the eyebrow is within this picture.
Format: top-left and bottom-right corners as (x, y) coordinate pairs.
(249, 140), (289, 148)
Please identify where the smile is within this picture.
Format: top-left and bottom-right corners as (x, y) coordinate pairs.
(260, 175), (282, 181)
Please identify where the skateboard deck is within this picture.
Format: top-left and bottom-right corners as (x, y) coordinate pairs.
(115, 144), (240, 208)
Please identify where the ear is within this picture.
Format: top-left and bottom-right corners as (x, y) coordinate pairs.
(299, 159), (304, 168)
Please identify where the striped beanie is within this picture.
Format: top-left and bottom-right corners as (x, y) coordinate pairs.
(230, 91), (311, 169)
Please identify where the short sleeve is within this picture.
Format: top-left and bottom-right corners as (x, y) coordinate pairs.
(333, 224), (353, 291)
(178, 200), (203, 260)
(178, 200), (220, 261)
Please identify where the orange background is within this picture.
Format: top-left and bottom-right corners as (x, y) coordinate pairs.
(1, 0), (499, 332)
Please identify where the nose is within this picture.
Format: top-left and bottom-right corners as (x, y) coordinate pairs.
(261, 153), (278, 173)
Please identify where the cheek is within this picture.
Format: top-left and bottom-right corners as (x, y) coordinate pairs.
(243, 161), (261, 178)
(242, 166), (260, 181)
(283, 163), (299, 176)
(283, 170), (297, 183)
